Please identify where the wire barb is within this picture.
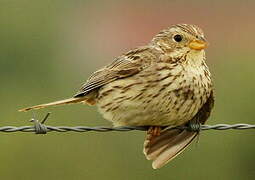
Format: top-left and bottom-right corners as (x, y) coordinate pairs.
(29, 112), (51, 134)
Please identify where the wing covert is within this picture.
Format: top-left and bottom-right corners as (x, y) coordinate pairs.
(74, 46), (152, 97)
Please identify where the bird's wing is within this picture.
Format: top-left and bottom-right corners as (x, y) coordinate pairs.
(18, 47), (154, 112)
(74, 46), (153, 97)
(144, 91), (215, 169)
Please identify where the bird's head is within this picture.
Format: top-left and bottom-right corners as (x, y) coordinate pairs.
(151, 24), (208, 61)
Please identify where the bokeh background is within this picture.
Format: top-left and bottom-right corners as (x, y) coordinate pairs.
(0, 0), (254, 179)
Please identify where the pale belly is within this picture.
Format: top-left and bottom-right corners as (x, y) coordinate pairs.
(97, 64), (212, 127)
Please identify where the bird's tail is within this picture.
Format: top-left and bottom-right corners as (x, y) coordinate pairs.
(19, 97), (88, 112)
(143, 128), (198, 169)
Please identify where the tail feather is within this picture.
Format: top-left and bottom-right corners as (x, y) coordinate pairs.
(143, 128), (198, 169)
(19, 97), (87, 112)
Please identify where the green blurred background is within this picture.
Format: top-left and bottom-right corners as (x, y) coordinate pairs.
(0, 0), (254, 179)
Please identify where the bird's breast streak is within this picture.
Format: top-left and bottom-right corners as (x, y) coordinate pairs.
(97, 61), (211, 127)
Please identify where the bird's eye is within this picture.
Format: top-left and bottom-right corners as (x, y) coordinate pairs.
(173, 34), (183, 42)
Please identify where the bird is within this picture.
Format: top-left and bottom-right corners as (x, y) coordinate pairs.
(19, 24), (214, 169)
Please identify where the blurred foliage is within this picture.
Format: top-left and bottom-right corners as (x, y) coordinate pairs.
(0, 0), (254, 180)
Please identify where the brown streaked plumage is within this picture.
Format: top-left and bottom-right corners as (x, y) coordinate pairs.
(19, 24), (214, 169)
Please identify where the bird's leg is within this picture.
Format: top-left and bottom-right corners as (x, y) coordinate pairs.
(147, 126), (162, 140)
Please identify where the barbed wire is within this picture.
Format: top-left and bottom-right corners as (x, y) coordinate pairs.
(0, 123), (255, 134)
(0, 113), (254, 134)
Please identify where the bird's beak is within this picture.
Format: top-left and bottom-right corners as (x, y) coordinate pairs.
(189, 39), (208, 50)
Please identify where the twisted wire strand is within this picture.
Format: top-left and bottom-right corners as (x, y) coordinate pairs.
(0, 123), (254, 134)
(1, 113), (253, 134)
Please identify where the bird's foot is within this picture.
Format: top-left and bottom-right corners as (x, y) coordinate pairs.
(147, 126), (162, 140)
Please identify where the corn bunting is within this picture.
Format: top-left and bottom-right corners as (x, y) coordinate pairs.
(20, 24), (214, 169)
